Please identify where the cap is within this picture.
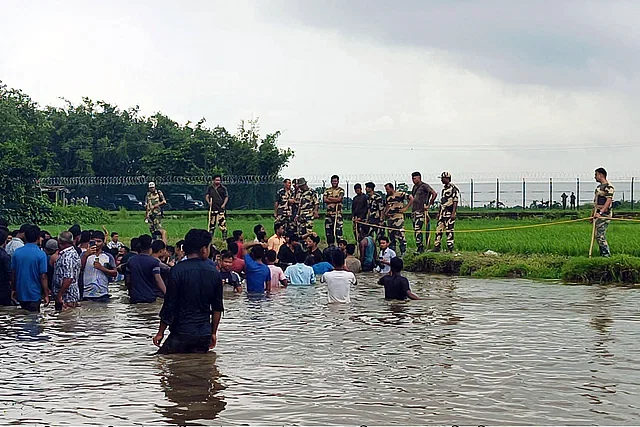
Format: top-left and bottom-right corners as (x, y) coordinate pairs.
(45, 239), (59, 251)
(440, 171), (452, 179)
(148, 182), (156, 188)
(297, 177), (307, 186)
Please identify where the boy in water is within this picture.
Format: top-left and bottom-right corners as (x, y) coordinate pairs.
(264, 250), (288, 291)
(219, 252), (242, 293)
(375, 236), (396, 274)
(379, 257), (420, 300)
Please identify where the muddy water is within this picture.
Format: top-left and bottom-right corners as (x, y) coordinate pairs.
(1, 274), (639, 425)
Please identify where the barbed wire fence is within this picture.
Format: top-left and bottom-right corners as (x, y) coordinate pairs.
(37, 173), (638, 211)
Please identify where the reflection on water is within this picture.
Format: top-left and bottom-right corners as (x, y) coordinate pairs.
(0, 273), (639, 425)
(156, 354), (226, 425)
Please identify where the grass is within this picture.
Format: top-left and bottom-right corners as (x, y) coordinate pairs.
(403, 252), (640, 285)
(38, 213), (640, 257)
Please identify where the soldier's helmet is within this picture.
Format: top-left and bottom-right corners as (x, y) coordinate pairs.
(297, 178), (307, 186)
(440, 172), (451, 179)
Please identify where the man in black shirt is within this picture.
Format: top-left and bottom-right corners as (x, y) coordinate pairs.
(378, 257), (420, 300)
(153, 229), (223, 354)
(351, 183), (368, 242)
(277, 233), (304, 269)
(205, 175), (229, 240)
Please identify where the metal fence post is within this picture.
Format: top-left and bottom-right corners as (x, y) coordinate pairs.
(549, 177), (553, 209)
(470, 179), (474, 210)
(522, 177), (526, 209)
(496, 178), (500, 209)
(632, 177), (635, 210)
(346, 180), (350, 211)
(576, 178), (580, 209)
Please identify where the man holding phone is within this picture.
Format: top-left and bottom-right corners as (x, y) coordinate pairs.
(81, 231), (117, 302)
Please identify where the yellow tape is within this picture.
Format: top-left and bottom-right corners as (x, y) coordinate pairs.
(354, 217), (600, 234)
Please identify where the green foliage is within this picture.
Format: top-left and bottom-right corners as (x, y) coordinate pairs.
(117, 207), (129, 220)
(50, 205), (110, 226)
(405, 251), (640, 284)
(561, 255), (640, 284)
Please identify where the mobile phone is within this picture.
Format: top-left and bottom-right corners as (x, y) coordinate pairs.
(90, 240), (96, 247)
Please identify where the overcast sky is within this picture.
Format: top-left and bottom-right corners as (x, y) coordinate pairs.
(2, 0), (639, 181)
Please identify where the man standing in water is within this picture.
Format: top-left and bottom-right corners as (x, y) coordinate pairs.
(145, 182), (167, 242)
(593, 167), (615, 257)
(154, 229), (223, 354)
(323, 175), (345, 245)
(407, 172), (437, 253)
(206, 175), (229, 240)
(432, 172), (460, 253)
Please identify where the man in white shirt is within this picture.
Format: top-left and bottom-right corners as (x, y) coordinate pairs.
(375, 236), (396, 274)
(321, 250), (356, 304)
(6, 224), (28, 257)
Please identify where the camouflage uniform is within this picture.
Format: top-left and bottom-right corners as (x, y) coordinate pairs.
(145, 190), (166, 234)
(206, 185), (228, 239)
(434, 183), (460, 252)
(296, 188), (319, 237)
(384, 191), (409, 255)
(324, 186), (345, 243)
(366, 192), (384, 238)
(594, 182), (615, 257)
(275, 187), (295, 233)
(411, 182), (435, 253)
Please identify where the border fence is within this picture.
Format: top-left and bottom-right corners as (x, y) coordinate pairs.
(37, 173), (638, 211)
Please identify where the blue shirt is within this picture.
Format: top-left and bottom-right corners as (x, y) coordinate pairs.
(11, 243), (47, 302)
(313, 262), (334, 275)
(285, 263), (316, 285)
(244, 254), (270, 293)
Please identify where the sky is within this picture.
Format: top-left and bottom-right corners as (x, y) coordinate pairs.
(2, 0), (640, 181)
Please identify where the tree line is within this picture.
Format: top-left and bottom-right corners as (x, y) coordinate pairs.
(0, 81), (293, 206)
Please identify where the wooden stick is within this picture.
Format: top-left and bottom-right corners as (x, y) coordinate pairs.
(425, 212), (431, 249)
(207, 202), (213, 235)
(589, 216), (597, 258)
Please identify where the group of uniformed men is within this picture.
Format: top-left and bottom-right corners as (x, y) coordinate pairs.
(273, 171), (460, 255)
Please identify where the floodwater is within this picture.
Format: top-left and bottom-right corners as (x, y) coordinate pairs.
(1, 274), (639, 425)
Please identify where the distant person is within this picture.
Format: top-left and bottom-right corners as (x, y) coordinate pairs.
(351, 183), (368, 242)
(593, 167), (615, 257)
(432, 171), (459, 253)
(242, 242), (271, 293)
(379, 258), (420, 300)
(285, 251), (316, 285)
(274, 178), (295, 234)
(232, 230), (244, 253)
(43, 238), (59, 288)
(52, 231), (81, 310)
(359, 231), (376, 272)
(375, 236), (396, 274)
(561, 192), (568, 210)
(277, 233), (303, 268)
(305, 233), (323, 264)
(323, 175), (345, 244)
(253, 224), (265, 242)
(154, 229), (223, 354)
(205, 174), (229, 240)
(218, 252), (242, 293)
(145, 182), (167, 242)
(227, 242), (245, 274)
(321, 250), (356, 304)
(11, 225), (49, 311)
(107, 232), (123, 251)
(81, 231), (117, 302)
(408, 171), (438, 253)
(0, 228), (13, 305)
(267, 222), (287, 256)
(126, 235), (166, 304)
(345, 244), (362, 273)
(570, 192), (576, 209)
(6, 224), (28, 257)
(264, 250), (287, 291)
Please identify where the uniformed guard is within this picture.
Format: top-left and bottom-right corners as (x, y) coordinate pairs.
(294, 178), (319, 237)
(432, 172), (459, 253)
(205, 174), (229, 240)
(351, 183), (368, 242)
(407, 171), (437, 253)
(593, 167), (614, 257)
(274, 178), (295, 234)
(323, 175), (345, 245)
(145, 182), (167, 241)
(382, 182), (409, 256)
(365, 182), (383, 239)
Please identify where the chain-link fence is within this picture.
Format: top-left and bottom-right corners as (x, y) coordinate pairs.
(37, 174), (638, 211)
